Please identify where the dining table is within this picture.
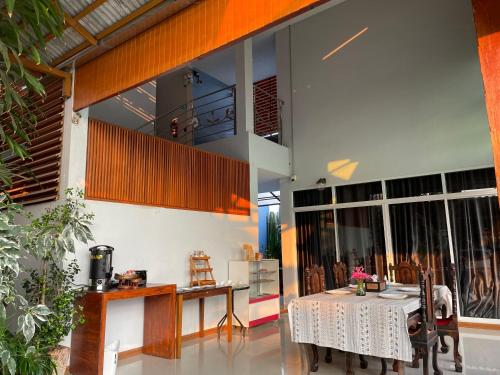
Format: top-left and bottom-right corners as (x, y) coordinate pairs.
(288, 283), (452, 374)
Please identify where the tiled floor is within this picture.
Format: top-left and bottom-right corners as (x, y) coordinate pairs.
(117, 316), (500, 374)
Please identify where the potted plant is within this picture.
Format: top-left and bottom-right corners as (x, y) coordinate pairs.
(351, 266), (371, 296)
(0, 189), (94, 375)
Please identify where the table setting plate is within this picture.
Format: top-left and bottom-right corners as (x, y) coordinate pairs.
(325, 289), (353, 295)
(378, 293), (408, 300)
(398, 287), (420, 293)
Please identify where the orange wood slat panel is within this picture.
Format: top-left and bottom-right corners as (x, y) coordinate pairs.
(5, 78), (64, 205)
(74, 0), (326, 110)
(471, 0), (500, 204)
(85, 119), (250, 215)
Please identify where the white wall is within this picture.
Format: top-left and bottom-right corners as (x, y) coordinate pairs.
(280, 0), (493, 304)
(289, 0), (492, 190)
(28, 93), (258, 352)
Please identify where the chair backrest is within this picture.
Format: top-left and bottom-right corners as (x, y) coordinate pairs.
(449, 263), (458, 317)
(419, 266), (435, 325)
(332, 262), (348, 288)
(389, 261), (419, 284)
(305, 264), (326, 295)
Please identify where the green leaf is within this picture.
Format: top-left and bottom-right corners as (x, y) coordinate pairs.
(30, 45), (41, 65)
(7, 356), (15, 375)
(0, 41), (11, 71)
(22, 314), (36, 342)
(24, 71), (45, 95)
(6, 0), (15, 17)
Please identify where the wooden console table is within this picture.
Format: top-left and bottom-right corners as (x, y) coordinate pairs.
(70, 284), (176, 375)
(176, 285), (232, 358)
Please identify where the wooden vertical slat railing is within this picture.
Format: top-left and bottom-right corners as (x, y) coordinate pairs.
(86, 119), (250, 215)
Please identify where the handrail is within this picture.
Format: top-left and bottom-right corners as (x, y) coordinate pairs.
(134, 79), (284, 146)
(135, 85), (235, 132)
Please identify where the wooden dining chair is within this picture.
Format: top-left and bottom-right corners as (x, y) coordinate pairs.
(304, 265), (327, 372)
(389, 261), (419, 284)
(410, 267), (442, 375)
(436, 264), (462, 372)
(332, 261), (349, 288)
(380, 267), (442, 375)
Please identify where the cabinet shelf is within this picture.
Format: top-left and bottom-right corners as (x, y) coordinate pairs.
(250, 279), (275, 284)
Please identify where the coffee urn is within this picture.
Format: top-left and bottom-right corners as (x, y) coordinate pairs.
(89, 245), (114, 291)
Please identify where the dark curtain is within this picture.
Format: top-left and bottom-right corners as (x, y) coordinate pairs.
(295, 210), (336, 295)
(448, 197), (500, 319)
(390, 201), (451, 287)
(337, 206), (387, 279)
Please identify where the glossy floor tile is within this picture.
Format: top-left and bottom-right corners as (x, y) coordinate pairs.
(117, 316), (500, 374)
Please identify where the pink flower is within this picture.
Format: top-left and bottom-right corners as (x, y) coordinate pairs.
(351, 266), (371, 281)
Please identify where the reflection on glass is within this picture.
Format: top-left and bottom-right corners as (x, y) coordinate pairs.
(293, 187), (333, 207)
(336, 181), (383, 203)
(445, 168), (496, 193)
(389, 201), (451, 287)
(449, 197), (500, 319)
(337, 206), (387, 279)
(295, 210), (336, 294)
(387, 174), (443, 198)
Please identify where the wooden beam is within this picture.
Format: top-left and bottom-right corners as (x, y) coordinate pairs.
(471, 0), (500, 204)
(17, 56), (72, 97)
(44, 0), (107, 44)
(64, 13), (97, 45)
(52, 0), (168, 66)
(74, 0), (108, 21)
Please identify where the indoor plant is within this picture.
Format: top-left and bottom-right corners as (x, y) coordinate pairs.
(0, 189), (94, 375)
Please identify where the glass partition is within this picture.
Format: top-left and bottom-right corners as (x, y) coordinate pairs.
(448, 197), (500, 319)
(337, 206), (387, 279)
(295, 210), (336, 294)
(389, 201), (451, 287)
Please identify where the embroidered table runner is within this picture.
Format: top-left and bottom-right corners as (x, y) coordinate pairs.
(288, 285), (452, 362)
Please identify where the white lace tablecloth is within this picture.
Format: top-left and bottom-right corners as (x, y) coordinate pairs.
(288, 285), (452, 362)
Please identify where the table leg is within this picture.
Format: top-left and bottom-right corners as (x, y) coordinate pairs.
(394, 360), (405, 375)
(143, 293), (175, 358)
(175, 294), (183, 359)
(199, 298), (205, 337)
(227, 288), (233, 342)
(70, 294), (106, 375)
(345, 352), (354, 375)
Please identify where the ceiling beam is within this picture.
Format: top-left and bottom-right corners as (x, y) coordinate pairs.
(64, 13), (98, 45)
(17, 56), (72, 98)
(74, 0), (108, 21)
(52, 0), (168, 66)
(44, 0), (107, 44)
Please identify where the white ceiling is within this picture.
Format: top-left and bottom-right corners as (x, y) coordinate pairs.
(191, 33), (277, 85)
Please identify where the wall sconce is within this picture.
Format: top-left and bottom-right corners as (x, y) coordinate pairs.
(316, 178), (327, 189)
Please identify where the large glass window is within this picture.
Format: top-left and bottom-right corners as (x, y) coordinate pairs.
(445, 167), (496, 193)
(295, 210), (336, 294)
(293, 187), (333, 207)
(449, 197), (500, 319)
(337, 206), (387, 279)
(386, 174), (442, 198)
(336, 182), (382, 203)
(389, 201), (451, 286)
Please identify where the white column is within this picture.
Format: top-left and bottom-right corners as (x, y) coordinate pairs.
(235, 38), (254, 134)
(276, 27), (293, 148)
(60, 70), (89, 192)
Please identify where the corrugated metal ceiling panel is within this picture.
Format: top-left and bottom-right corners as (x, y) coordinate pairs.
(79, 0), (148, 35)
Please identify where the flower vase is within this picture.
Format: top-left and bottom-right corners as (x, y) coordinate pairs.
(356, 280), (366, 296)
